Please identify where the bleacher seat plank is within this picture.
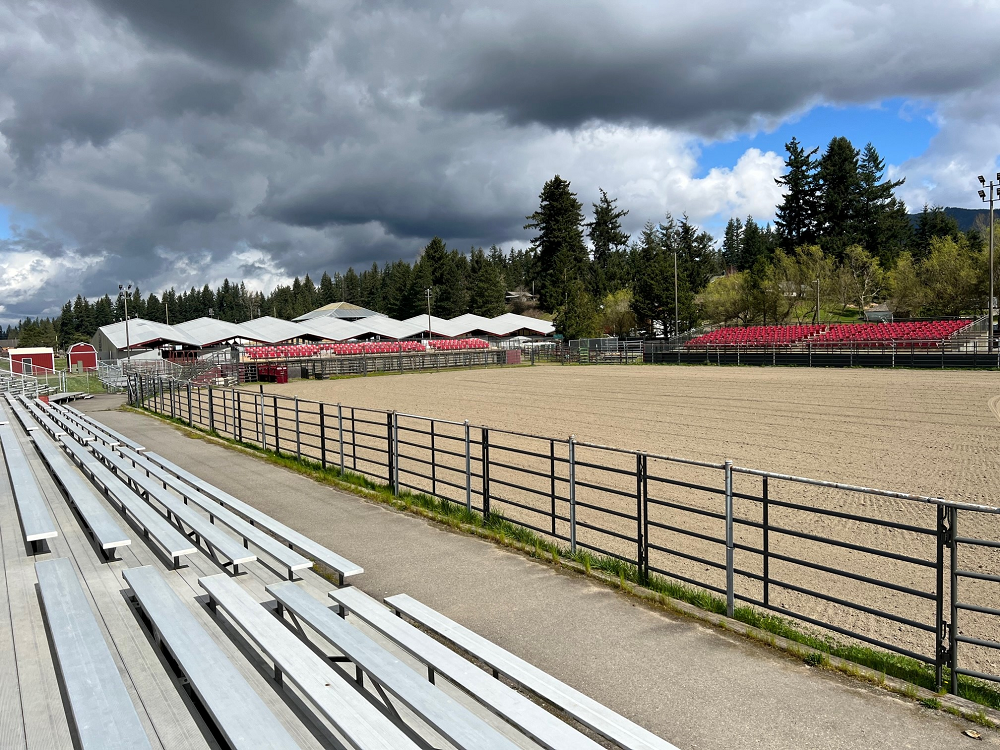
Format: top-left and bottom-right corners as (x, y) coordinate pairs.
(386, 594), (679, 750)
(89, 442), (255, 573)
(268, 582), (520, 750)
(0, 420), (58, 545)
(30, 431), (130, 556)
(3, 394), (37, 432)
(35, 558), (153, 750)
(59, 437), (197, 568)
(66, 409), (145, 453)
(122, 566), (301, 750)
(18, 398), (67, 439)
(146, 452), (362, 584)
(330, 586), (602, 750)
(46, 405), (107, 446)
(0, 433), (74, 749)
(116, 446), (311, 579)
(199, 573), (420, 750)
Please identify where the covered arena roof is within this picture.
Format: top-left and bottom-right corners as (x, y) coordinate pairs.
(171, 317), (248, 346)
(94, 310), (553, 352)
(293, 302), (381, 322)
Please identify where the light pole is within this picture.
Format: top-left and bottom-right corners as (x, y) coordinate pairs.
(978, 174), (999, 353)
(425, 288), (433, 341)
(118, 283), (132, 363)
(673, 248), (679, 339)
(814, 279), (820, 325)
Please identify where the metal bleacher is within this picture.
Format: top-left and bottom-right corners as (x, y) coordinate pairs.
(0, 396), (678, 750)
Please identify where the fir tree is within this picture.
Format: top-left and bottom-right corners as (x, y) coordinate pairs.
(774, 137), (820, 248)
(817, 136), (862, 259)
(524, 175), (590, 311)
(586, 188), (630, 297)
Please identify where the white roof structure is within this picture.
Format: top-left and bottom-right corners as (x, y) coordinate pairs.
(355, 316), (426, 340)
(171, 317), (248, 347)
(95, 319), (200, 350)
(481, 313), (555, 336)
(94, 310), (554, 352)
(293, 302), (381, 322)
(233, 316), (314, 344)
(295, 317), (371, 341)
(401, 315), (457, 336)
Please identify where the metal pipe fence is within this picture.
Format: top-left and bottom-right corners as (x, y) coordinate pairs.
(129, 373), (1000, 695)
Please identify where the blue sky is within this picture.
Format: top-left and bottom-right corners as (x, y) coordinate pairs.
(695, 98), (938, 182)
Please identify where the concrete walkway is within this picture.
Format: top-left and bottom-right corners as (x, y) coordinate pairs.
(82, 395), (993, 749)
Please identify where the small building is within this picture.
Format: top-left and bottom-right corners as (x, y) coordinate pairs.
(10, 347), (55, 374)
(67, 342), (99, 371)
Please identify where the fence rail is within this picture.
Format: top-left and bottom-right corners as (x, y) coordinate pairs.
(128, 373), (1000, 696)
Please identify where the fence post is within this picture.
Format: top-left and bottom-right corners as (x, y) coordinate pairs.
(482, 428), (490, 517)
(642, 453), (649, 579)
(319, 402), (327, 469)
(635, 452), (644, 574)
(186, 383), (193, 426)
(464, 420), (471, 512)
(273, 396), (280, 455)
(725, 460), (734, 618)
(549, 439), (556, 536)
(392, 412), (400, 494)
(338, 403), (345, 473)
(293, 397), (300, 459)
(762, 475), (770, 607)
(235, 389), (242, 442)
(949, 506), (959, 694)
(430, 420), (437, 497)
(935, 503), (948, 692)
(569, 435), (577, 554)
(207, 386), (215, 433)
(387, 412), (396, 492)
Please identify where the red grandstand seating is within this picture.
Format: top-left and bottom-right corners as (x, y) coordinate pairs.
(243, 340), (432, 359)
(685, 320), (972, 349)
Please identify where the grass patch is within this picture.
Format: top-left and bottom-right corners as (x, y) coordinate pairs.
(129, 401), (1000, 714)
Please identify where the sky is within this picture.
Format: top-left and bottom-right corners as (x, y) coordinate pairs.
(1, 0), (999, 324)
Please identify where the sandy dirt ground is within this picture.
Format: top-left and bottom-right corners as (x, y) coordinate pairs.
(206, 363), (1000, 676)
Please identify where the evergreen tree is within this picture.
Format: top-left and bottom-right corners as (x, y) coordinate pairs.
(468, 248), (507, 317)
(553, 278), (599, 340)
(586, 188), (630, 297)
(721, 217), (743, 270)
(913, 205), (960, 260)
(524, 175), (590, 311)
(319, 272), (336, 305)
(857, 143), (910, 266)
(630, 222), (674, 336)
(774, 137), (820, 248)
(817, 136), (862, 259)
(738, 217), (769, 270)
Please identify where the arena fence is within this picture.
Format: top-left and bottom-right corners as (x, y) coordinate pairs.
(127, 373), (1000, 697)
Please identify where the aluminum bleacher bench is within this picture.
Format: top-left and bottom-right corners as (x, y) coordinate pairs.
(121, 566), (301, 750)
(146, 452), (363, 586)
(59, 436), (197, 569)
(66, 409), (146, 453)
(329, 587), (603, 750)
(0, 418), (58, 552)
(199, 573), (420, 750)
(3, 393), (38, 432)
(31, 430), (130, 560)
(35, 558), (154, 750)
(116, 446), (311, 580)
(47, 403), (109, 446)
(268, 581), (520, 750)
(89, 442), (255, 575)
(18, 396), (67, 439)
(386, 594), (679, 750)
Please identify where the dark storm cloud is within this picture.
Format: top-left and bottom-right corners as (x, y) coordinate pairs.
(90, 0), (322, 71)
(2, 0), (1000, 322)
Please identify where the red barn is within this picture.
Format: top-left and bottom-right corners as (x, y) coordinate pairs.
(67, 342), (98, 371)
(10, 347), (55, 375)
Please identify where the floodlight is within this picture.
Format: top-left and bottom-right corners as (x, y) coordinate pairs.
(996, 172), (1000, 182)
(980, 190), (987, 199)
(979, 175), (986, 185)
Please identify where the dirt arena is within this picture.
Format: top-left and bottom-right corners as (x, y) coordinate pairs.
(261, 364), (1000, 505)
(237, 364), (1000, 675)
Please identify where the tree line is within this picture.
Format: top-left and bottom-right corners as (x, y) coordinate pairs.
(4, 135), (992, 349)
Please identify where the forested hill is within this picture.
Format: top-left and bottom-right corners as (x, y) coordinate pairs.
(908, 207), (989, 232)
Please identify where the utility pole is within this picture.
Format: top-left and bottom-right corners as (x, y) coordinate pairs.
(118, 283), (132, 363)
(673, 248), (679, 339)
(165, 300), (169, 326)
(978, 175), (999, 353)
(814, 279), (820, 325)
(425, 288), (433, 340)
